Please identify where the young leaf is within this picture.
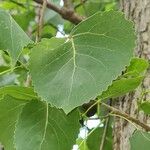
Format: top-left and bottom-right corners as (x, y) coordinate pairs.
(130, 131), (150, 150)
(99, 76), (143, 100)
(29, 11), (135, 113)
(139, 101), (150, 115)
(15, 100), (80, 150)
(0, 86), (37, 100)
(0, 96), (27, 150)
(99, 58), (148, 100)
(0, 9), (32, 65)
(125, 58), (149, 77)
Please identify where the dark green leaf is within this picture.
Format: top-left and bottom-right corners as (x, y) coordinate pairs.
(29, 11), (135, 113)
(15, 100), (80, 150)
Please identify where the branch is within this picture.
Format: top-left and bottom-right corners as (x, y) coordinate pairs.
(101, 102), (150, 131)
(33, 0), (83, 24)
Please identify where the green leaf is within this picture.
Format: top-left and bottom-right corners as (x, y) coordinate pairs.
(125, 58), (149, 77)
(98, 58), (148, 100)
(29, 11), (135, 113)
(15, 100), (80, 150)
(99, 76), (143, 100)
(13, 11), (35, 31)
(87, 126), (112, 150)
(0, 9), (32, 65)
(0, 86), (37, 100)
(139, 101), (150, 115)
(0, 96), (27, 150)
(130, 131), (150, 150)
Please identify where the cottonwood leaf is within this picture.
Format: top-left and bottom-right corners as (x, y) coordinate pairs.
(0, 9), (32, 65)
(139, 101), (150, 115)
(0, 86), (37, 100)
(125, 58), (149, 77)
(15, 100), (80, 150)
(99, 58), (148, 100)
(0, 96), (27, 150)
(130, 131), (150, 150)
(99, 76), (143, 100)
(29, 11), (135, 113)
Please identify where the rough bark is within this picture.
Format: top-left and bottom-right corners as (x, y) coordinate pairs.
(113, 0), (150, 149)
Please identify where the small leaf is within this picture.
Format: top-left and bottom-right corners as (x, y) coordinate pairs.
(98, 58), (148, 100)
(0, 86), (37, 100)
(0, 96), (27, 150)
(0, 9), (32, 65)
(125, 58), (149, 77)
(139, 101), (150, 115)
(130, 131), (150, 150)
(15, 100), (80, 150)
(29, 11), (135, 113)
(99, 76), (143, 100)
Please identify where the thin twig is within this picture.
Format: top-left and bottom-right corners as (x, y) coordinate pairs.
(9, 0), (26, 8)
(32, 23), (65, 36)
(101, 102), (150, 131)
(99, 117), (109, 150)
(99, 100), (111, 150)
(75, 0), (88, 9)
(36, 0), (47, 42)
(34, 0), (83, 24)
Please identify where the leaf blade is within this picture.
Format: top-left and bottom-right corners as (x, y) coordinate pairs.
(15, 100), (80, 150)
(0, 9), (32, 65)
(29, 11), (135, 113)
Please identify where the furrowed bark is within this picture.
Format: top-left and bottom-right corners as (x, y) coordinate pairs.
(113, 0), (150, 149)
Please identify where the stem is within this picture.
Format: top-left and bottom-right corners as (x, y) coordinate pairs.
(9, 0), (26, 8)
(99, 117), (109, 150)
(101, 102), (150, 131)
(0, 66), (21, 76)
(75, 0), (88, 9)
(34, 0), (83, 24)
(36, 0), (47, 42)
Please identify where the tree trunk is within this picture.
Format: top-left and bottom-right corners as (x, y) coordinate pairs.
(113, 0), (150, 149)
